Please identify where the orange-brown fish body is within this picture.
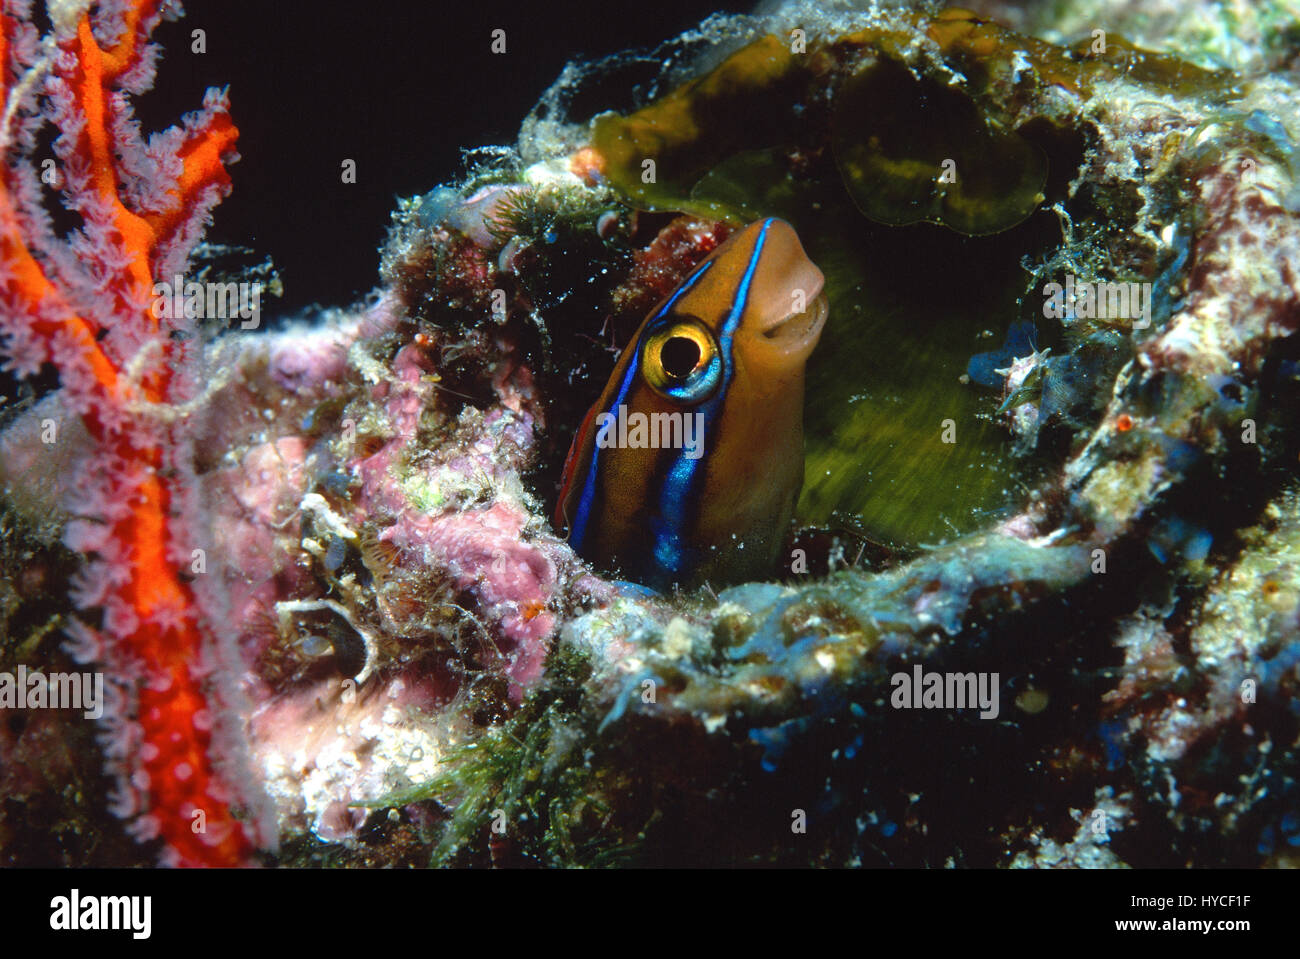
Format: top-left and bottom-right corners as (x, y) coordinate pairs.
(555, 218), (827, 590)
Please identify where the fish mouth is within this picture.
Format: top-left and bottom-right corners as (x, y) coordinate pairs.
(760, 291), (829, 354)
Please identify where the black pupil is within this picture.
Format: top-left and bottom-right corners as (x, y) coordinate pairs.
(661, 336), (701, 378)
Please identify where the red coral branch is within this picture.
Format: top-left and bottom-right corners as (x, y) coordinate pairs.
(0, 0), (270, 866)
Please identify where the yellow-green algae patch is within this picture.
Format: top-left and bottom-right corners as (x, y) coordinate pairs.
(832, 56), (1048, 234)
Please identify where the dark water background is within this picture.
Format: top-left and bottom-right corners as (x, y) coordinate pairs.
(152, 0), (754, 316)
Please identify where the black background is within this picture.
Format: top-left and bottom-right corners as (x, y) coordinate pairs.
(137, 0), (755, 316)
(6, 865), (1279, 943)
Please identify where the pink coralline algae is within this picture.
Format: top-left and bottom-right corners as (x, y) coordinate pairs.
(380, 501), (559, 695)
(141, 279), (600, 842)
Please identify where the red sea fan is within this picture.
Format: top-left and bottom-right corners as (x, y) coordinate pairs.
(0, 0), (273, 865)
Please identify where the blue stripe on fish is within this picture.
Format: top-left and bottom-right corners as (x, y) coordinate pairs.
(650, 218), (775, 576)
(568, 259), (716, 552)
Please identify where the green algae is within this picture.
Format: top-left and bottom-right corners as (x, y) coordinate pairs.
(589, 25), (1061, 234)
(582, 21), (1173, 547)
(923, 8), (1233, 99)
(355, 645), (629, 867)
(797, 207), (1057, 546)
(589, 34), (805, 217)
(588, 8), (1234, 227)
(686, 150), (1063, 546)
(577, 8), (1247, 548)
(832, 56), (1048, 235)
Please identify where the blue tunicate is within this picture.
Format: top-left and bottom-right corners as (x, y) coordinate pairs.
(612, 579), (661, 600)
(1281, 811), (1299, 839)
(749, 717), (812, 773)
(1257, 640), (1300, 691)
(1258, 823), (1275, 857)
(1003, 318), (1038, 356)
(1097, 719), (1126, 770)
(1147, 517), (1212, 564)
(1159, 437), (1201, 476)
(1183, 527), (1213, 561)
(749, 727), (784, 773)
(881, 821), (897, 838)
(843, 733), (864, 760)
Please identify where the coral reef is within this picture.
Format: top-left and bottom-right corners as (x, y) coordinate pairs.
(1, 0), (1298, 867)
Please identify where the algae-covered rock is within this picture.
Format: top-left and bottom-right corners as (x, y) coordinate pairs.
(375, 0), (1300, 867)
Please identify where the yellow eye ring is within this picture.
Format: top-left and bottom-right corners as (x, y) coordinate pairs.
(640, 317), (723, 403)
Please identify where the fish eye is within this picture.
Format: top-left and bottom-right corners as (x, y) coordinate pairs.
(660, 335), (701, 378)
(641, 316), (722, 403)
